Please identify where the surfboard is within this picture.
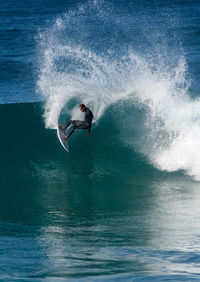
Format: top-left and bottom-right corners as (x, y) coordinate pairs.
(57, 125), (69, 152)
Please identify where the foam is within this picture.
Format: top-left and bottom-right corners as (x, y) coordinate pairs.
(37, 1), (200, 180)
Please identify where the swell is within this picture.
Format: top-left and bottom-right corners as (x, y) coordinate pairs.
(0, 102), (159, 181)
(36, 1), (200, 180)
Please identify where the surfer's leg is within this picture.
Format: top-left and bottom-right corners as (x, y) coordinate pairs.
(64, 121), (88, 140)
(74, 121), (89, 129)
(64, 126), (75, 140)
(64, 120), (83, 129)
(64, 120), (73, 130)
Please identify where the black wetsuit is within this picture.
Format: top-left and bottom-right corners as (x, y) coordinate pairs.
(65, 107), (93, 138)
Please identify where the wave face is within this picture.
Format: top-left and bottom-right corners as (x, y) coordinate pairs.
(37, 0), (200, 180)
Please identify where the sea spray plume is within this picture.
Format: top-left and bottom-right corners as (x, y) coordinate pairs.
(37, 4), (142, 129)
(37, 22), (200, 180)
(36, 0), (138, 129)
(37, 43), (136, 129)
(37, 1), (200, 180)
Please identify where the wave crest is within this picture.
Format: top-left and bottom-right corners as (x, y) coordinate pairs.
(37, 1), (200, 180)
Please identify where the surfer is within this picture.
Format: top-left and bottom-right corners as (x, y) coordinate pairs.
(59, 104), (93, 140)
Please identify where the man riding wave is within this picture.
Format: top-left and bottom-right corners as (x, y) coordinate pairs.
(59, 104), (93, 140)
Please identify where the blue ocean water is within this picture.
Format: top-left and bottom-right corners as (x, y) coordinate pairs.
(1, 0), (200, 280)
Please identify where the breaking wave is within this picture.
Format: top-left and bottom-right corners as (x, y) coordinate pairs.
(37, 0), (200, 180)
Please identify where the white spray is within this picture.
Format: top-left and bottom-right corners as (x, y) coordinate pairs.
(37, 3), (200, 180)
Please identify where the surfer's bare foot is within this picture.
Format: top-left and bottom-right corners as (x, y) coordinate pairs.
(64, 135), (69, 141)
(59, 124), (64, 130)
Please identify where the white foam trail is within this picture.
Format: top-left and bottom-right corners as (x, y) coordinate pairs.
(37, 8), (200, 180)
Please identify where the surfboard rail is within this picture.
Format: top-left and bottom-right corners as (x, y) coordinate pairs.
(57, 125), (69, 152)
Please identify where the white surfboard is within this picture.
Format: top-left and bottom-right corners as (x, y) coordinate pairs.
(57, 125), (69, 152)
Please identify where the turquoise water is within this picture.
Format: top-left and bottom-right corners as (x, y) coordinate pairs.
(1, 0), (200, 280)
(1, 103), (200, 280)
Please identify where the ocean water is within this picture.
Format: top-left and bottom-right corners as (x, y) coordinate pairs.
(1, 0), (200, 280)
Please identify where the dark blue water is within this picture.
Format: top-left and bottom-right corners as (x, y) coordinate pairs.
(1, 0), (200, 280)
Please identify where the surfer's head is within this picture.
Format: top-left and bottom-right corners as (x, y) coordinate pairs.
(79, 104), (86, 112)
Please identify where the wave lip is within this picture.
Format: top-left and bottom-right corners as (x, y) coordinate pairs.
(37, 1), (200, 180)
